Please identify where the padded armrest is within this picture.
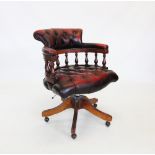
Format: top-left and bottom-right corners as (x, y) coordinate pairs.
(42, 47), (57, 55)
(42, 44), (108, 55)
(81, 43), (108, 50)
(42, 47), (58, 62)
(43, 47), (108, 55)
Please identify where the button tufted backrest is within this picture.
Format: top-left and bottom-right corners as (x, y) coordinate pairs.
(33, 28), (83, 49)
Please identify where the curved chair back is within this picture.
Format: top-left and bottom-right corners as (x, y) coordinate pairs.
(34, 28), (108, 84)
(33, 28), (82, 49)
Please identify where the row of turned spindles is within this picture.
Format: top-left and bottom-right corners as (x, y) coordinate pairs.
(55, 52), (107, 68)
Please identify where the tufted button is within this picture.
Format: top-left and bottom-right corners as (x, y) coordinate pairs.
(63, 31), (67, 36)
(45, 30), (50, 35)
(73, 30), (78, 35)
(54, 31), (58, 36)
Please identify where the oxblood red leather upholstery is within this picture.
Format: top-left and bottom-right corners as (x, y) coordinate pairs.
(33, 28), (108, 53)
(33, 28), (82, 49)
(34, 28), (118, 99)
(43, 65), (118, 98)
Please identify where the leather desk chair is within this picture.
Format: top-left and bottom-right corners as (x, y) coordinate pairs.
(33, 28), (118, 139)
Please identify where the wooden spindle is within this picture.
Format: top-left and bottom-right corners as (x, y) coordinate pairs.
(102, 54), (106, 68)
(94, 52), (98, 67)
(85, 52), (88, 66)
(56, 54), (60, 68)
(65, 53), (69, 67)
(49, 61), (55, 75)
(45, 60), (48, 76)
(45, 60), (51, 77)
(75, 52), (78, 66)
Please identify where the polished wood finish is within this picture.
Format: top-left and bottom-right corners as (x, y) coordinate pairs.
(56, 54), (60, 68)
(90, 98), (98, 104)
(42, 97), (73, 117)
(85, 52), (88, 66)
(75, 52), (78, 66)
(71, 99), (78, 137)
(94, 52), (98, 67)
(42, 95), (112, 138)
(65, 53), (68, 67)
(83, 102), (112, 121)
(42, 46), (108, 84)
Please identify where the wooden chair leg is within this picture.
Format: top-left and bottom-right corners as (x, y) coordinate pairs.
(89, 98), (98, 104)
(71, 108), (78, 139)
(89, 98), (98, 108)
(42, 97), (72, 117)
(82, 101), (112, 122)
(42, 95), (112, 138)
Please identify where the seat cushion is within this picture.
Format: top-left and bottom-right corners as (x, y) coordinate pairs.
(48, 65), (118, 98)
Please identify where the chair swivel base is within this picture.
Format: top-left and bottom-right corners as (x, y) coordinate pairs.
(42, 95), (112, 139)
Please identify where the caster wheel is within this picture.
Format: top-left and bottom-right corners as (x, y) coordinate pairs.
(71, 133), (77, 139)
(105, 121), (110, 127)
(44, 117), (49, 122)
(93, 103), (97, 108)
